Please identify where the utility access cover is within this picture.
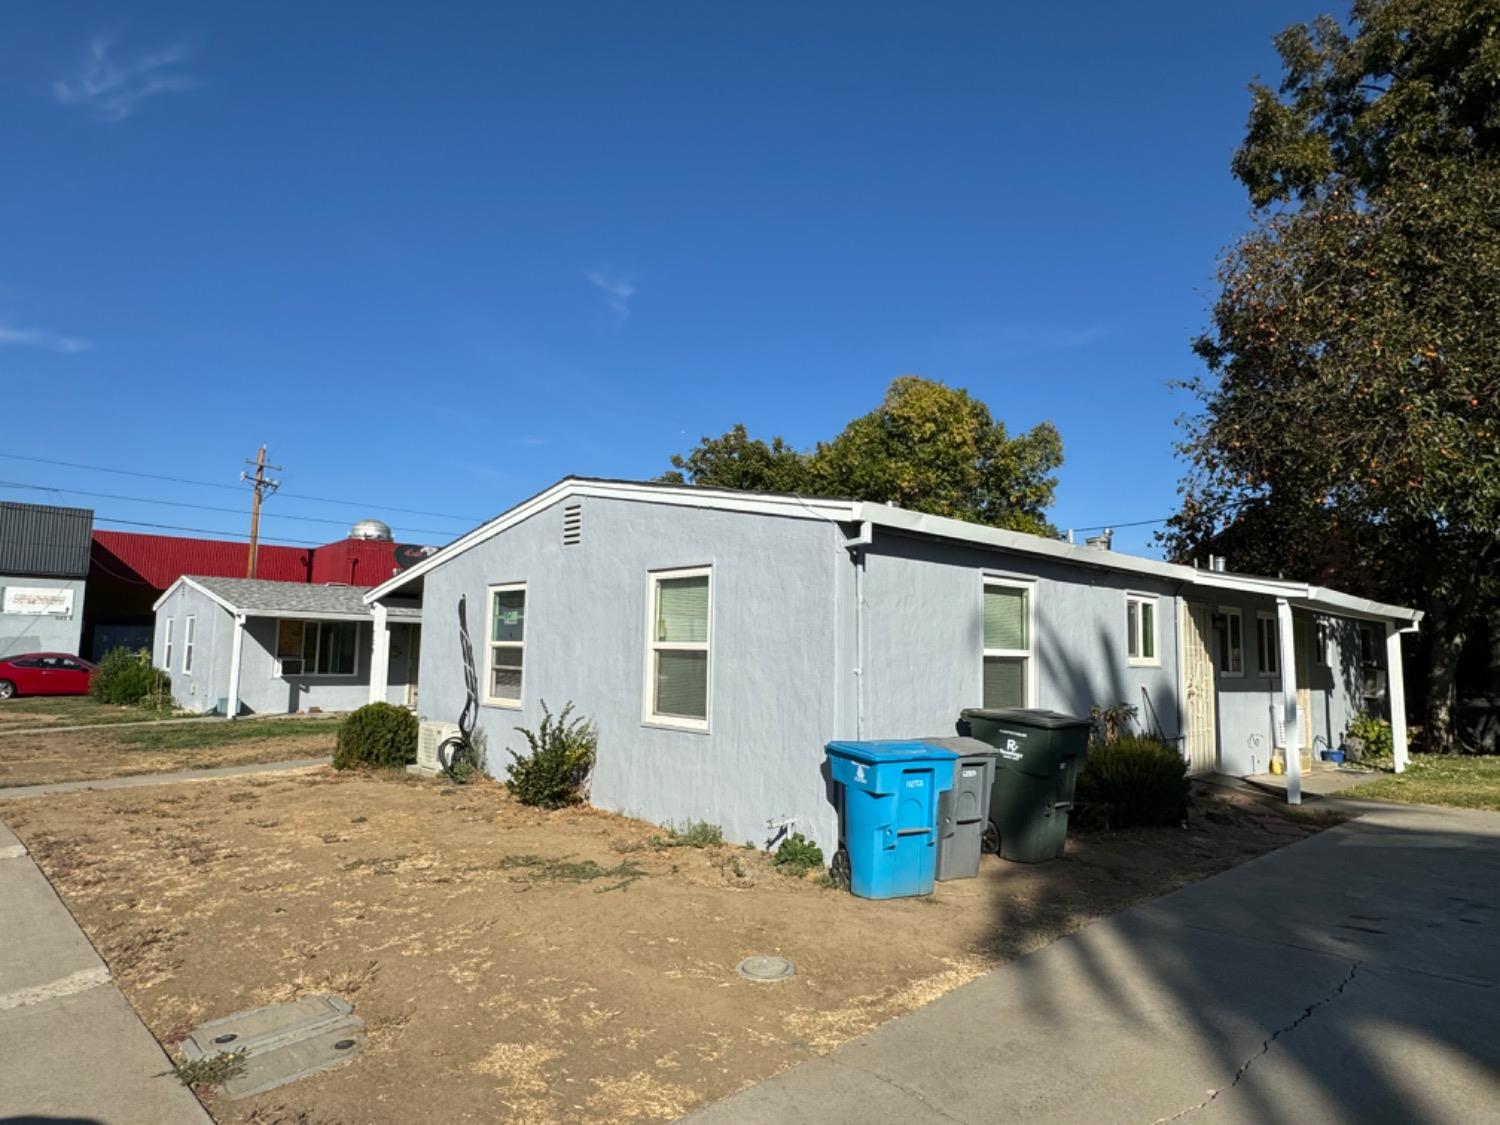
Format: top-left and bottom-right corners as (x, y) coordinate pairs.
(735, 955), (796, 983)
(180, 993), (364, 1099)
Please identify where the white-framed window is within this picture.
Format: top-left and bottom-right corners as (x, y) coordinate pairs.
(982, 578), (1033, 708)
(1217, 606), (1244, 677)
(163, 617), (175, 669)
(182, 615), (196, 674)
(1257, 613), (1280, 677)
(275, 619), (359, 677)
(1357, 623), (1384, 668)
(1125, 594), (1159, 666)
(484, 582), (526, 707)
(1314, 620), (1331, 668)
(644, 566), (712, 731)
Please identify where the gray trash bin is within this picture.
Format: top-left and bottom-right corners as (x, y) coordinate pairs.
(924, 736), (1000, 881)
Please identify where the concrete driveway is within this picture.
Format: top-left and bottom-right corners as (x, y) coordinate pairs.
(688, 801), (1500, 1125)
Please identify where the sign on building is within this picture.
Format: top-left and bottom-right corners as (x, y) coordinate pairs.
(1, 587), (76, 616)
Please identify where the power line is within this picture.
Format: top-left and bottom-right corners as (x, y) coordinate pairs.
(92, 516), (324, 546)
(0, 452), (483, 522)
(0, 480), (462, 538)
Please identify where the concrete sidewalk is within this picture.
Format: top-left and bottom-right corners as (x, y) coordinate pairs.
(688, 802), (1500, 1125)
(0, 819), (212, 1124)
(0, 756), (331, 801)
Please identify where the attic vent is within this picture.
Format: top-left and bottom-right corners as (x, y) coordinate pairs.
(562, 504), (582, 547)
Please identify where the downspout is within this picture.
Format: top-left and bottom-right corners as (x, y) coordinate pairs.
(843, 521), (874, 739)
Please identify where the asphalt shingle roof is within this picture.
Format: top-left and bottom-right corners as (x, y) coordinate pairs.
(185, 576), (421, 619)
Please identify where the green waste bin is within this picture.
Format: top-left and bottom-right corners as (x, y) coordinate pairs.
(959, 708), (1090, 864)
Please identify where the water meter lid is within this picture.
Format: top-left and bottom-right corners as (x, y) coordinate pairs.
(825, 739), (962, 764)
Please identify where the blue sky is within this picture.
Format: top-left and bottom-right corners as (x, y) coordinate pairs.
(1, 1), (1315, 555)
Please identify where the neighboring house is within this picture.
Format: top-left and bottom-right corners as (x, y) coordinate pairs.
(0, 501), (93, 660)
(152, 576), (421, 715)
(360, 478), (1420, 855)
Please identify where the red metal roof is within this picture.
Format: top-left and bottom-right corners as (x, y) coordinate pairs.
(91, 530), (313, 590)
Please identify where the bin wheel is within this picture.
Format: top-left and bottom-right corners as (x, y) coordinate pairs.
(829, 847), (851, 890)
(981, 820), (1000, 856)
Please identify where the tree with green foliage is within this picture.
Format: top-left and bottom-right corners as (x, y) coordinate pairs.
(1165, 0), (1500, 752)
(661, 376), (1063, 536)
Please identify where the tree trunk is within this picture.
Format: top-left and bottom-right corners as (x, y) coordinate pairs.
(1489, 602), (1500, 692)
(1423, 596), (1468, 755)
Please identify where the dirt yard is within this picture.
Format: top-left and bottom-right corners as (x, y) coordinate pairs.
(3, 770), (1333, 1124)
(0, 717), (339, 788)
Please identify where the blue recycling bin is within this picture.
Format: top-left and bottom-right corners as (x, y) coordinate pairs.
(826, 740), (960, 899)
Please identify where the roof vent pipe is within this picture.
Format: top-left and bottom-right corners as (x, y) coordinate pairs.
(1084, 529), (1113, 550)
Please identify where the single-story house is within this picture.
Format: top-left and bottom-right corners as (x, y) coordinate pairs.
(152, 576), (421, 715)
(358, 478), (1419, 855)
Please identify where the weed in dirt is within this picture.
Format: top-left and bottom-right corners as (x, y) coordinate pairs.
(248, 818), (282, 829)
(227, 793), (259, 804)
(351, 815), (368, 824)
(771, 833), (825, 878)
(609, 837), (646, 854)
(494, 853), (647, 892)
(320, 832), (346, 844)
(342, 854), (409, 872)
(650, 820), (724, 849)
(171, 1051), (246, 1088)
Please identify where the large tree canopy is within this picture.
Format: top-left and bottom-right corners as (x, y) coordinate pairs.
(1166, 0), (1500, 750)
(660, 376), (1063, 536)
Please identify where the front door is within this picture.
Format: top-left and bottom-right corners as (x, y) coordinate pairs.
(1181, 602), (1219, 774)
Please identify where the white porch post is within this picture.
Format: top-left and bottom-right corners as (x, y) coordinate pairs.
(1277, 597), (1302, 805)
(1386, 621), (1410, 774)
(226, 614), (246, 720)
(369, 602), (390, 706)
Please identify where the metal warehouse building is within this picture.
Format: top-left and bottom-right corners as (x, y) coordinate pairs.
(0, 500), (94, 659)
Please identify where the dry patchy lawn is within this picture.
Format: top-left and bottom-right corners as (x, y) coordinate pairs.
(3, 773), (1331, 1124)
(0, 718), (338, 788)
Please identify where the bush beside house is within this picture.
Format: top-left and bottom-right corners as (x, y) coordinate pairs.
(1075, 736), (1190, 829)
(90, 647), (172, 707)
(334, 703), (418, 770)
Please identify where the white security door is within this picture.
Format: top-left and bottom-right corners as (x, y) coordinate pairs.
(1181, 603), (1219, 774)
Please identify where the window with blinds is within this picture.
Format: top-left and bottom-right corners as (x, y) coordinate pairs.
(982, 581), (1031, 709)
(274, 619), (358, 677)
(486, 583), (526, 706)
(646, 568), (711, 729)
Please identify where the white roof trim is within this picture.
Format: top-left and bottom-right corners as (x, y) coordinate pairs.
(362, 477), (1422, 625)
(152, 576), (237, 615)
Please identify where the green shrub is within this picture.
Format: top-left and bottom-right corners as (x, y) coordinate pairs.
(333, 703), (418, 770)
(1074, 736), (1190, 829)
(506, 701), (597, 809)
(1345, 711), (1393, 760)
(771, 832), (824, 877)
(90, 647), (172, 707)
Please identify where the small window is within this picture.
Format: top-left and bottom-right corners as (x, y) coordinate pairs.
(485, 583), (526, 706)
(983, 580), (1032, 708)
(1357, 623), (1384, 668)
(1217, 607), (1243, 677)
(1257, 613), (1280, 677)
(163, 617), (175, 669)
(1125, 594), (1158, 666)
(182, 615), (196, 674)
(645, 567), (711, 729)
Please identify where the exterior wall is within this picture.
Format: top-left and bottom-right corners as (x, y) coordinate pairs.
(0, 575), (86, 659)
(416, 496), (844, 854)
(236, 617), (375, 715)
(1207, 593), (1366, 777)
(857, 534), (1183, 742)
(152, 584), (227, 713)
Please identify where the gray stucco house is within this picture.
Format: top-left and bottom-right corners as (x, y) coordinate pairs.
(152, 577), (421, 715)
(361, 478), (1419, 855)
(0, 501), (93, 660)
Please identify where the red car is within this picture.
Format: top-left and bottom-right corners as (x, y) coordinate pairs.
(0, 653), (97, 699)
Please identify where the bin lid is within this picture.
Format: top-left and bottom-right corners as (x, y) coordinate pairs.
(826, 740), (961, 764)
(917, 736), (1000, 758)
(961, 708), (1091, 731)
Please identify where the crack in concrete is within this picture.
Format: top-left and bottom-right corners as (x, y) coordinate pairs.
(1152, 961), (1361, 1124)
(829, 1055), (973, 1125)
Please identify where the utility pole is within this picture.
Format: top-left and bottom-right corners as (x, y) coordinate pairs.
(240, 445), (282, 578)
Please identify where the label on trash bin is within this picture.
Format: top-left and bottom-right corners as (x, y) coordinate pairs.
(998, 739), (1023, 760)
(961, 769), (977, 778)
(855, 764), (867, 783)
(906, 778), (924, 789)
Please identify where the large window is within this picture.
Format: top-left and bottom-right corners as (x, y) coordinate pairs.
(276, 619), (359, 677)
(1257, 613), (1280, 677)
(1125, 594), (1158, 666)
(645, 567), (711, 730)
(485, 583), (526, 707)
(1217, 607), (1244, 677)
(982, 580), (1032, 708)
(163, 618), (174, 669)
(182, 615), (196, 674)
